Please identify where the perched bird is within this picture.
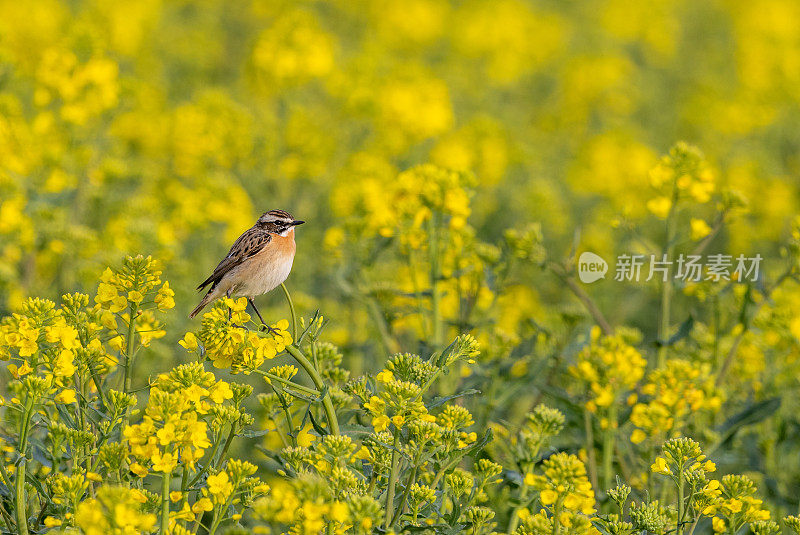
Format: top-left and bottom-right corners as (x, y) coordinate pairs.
(190, 209), (304, 321)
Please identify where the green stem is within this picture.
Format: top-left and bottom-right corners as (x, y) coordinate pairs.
(15, 397), (34, 535)
(208, 494), (234, 535)
(123, 303), (137, 426)
(284, 345), (339, 435)
(552, 498), (564, 535)
(584, 409), (599, 492)
(657, 184), (679, 368)
(256, 369), (319, 396)
(161, 469), (171, 534)
(430, 456), (461, 490)
(428, 213), (443, 348)
(602, 404), (618, 491)
(686, 516), (700, 535)
(506, 482), (529, 533)
(677, 467), (685, 535)
(384, 432), (401, 527)
(15, 458), (28, 535)
(188, 430), (225, 488)
(279, 283), (298, 342)
(215, 426), (237, 470)
(392, 449), (422, 526)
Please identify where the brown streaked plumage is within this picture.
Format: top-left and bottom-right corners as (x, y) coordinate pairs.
(190, 209), (304, 320)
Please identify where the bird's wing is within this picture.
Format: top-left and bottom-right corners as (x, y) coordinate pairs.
(196, 227), (272, 291)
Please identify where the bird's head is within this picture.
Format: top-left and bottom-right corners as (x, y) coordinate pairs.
(257, 209), (305, 236)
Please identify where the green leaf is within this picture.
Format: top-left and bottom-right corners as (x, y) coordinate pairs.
(656, 314), (694, 347)
(708, 397), (781, 454)
(238, 428), (269, 438)
(428, 389), (480, 409)
(464, 428), (493, 458)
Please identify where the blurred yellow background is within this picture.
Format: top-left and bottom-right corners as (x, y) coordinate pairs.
(1, 0), (798, 342)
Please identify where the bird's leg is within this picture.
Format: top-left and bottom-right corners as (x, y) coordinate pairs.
(248, 298), (279, 335)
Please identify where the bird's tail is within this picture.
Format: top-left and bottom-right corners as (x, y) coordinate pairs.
(189, 291), (215, 319)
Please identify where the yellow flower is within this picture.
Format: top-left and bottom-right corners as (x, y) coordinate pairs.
(179, 332), (198, 351)
(55, 389), (77, 404)
(97, 283), (118, 303)
(647, 196), (672, 219)
(650, 457), (670, 475)
(206, 471), (233, 502)
(372, 414), (390, 432)
(540, 489), (558, 505)
(151, 452), (177, 473)
(130, 463), (149, 478)
(110, 296), (128, 313)
(690, 218), (712, 240)
(54, 349), (76, 376)
(9, 362), (34, 378)
(330, 501), (349, 522)
(376, 369), (395, 383)
(108, 335), (125, 352)
(208, 381), (233, 404)
(630, 429), (646, 444)
(712, 517), (726, 532)
(192, 497), (213, 513)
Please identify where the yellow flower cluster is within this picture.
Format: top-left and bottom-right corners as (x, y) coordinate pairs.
(95, 255), (173, 313)
(124, 362), (234, 472)
(201, 459), (269, 514)
(364, 368), (434, 432)
(0, 296), (105, 405)
(630, 359), (722, 444)
(647, 142), (715, 218)
(706, 475), (772, 533)
(525, 452), (596, 516)
(330, 163), (475, 249)
(73, 486), (156, 535)
(94, 255), (173, 351)
(34, 48), (119, 126)
(253, 475), (382, 534)
(181, 298), (291, 372)
(570, 326), (646, 414)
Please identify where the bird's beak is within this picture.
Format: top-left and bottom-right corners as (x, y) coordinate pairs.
(291, 220), (305, 226)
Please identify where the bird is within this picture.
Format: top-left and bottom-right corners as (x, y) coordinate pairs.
(190, 209), (304, 322)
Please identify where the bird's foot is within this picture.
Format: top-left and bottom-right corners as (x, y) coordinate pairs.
(259, 323), (281, 336)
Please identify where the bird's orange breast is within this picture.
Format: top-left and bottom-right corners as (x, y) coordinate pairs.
(271, 229), (297, 256)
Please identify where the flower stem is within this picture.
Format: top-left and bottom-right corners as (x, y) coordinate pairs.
(552, 498), (564, 535)
(15, 397), (34, 535)
(284, 345), (339, 435)
(677, 466), (685, 535)
(15, 458), (28, 535)
(161, 469), (171, 534)
(602, 403), (618, 491)
(506, 482), (529, 534)
(392, 449), (422, 526)
(428, 213), (443, 348)
(384, 431), (401, 527)
(123, 302), (137, 426)
(657, 184), (679, 368)
(279, 283), (298, 342)
(256, 369), (319, 396)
